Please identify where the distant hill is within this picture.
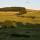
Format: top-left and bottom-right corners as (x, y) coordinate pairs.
(0, 7), (27, 14)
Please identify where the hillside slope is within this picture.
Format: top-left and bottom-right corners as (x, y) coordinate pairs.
(0, 7), (40, 24)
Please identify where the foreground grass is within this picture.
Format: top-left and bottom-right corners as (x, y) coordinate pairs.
(0, 28), (32, 40)
(0, 27), (40, 40)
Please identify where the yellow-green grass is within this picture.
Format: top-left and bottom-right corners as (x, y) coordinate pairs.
(0, 9), (40, 24)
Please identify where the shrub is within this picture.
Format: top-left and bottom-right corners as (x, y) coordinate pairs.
(16, 22), (24, 27)
(25, 23), (33, 28)
(3, 20), (14, 28)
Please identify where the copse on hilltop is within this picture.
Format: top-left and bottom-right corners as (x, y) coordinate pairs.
(0, 7), (27, 14)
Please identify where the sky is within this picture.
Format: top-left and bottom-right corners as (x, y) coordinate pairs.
(0, 0), (40, 10)
(32, 0), (40, 10)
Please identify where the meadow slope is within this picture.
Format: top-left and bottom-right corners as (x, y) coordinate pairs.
(0, 9), (40, 24)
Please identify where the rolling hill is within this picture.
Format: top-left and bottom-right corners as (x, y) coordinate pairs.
(0, 7), (40, 24)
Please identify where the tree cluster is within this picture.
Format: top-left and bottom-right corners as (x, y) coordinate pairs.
(0, 7), (27, 14)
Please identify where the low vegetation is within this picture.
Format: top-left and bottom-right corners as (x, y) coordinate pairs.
(0, 20), (40, 29)
(0, 7), (40, 40)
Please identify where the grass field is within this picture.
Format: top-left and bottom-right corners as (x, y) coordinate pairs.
(0, 28), (39, 40)
(0, 9), (40, 24)
(0, 11), (32, 23)
(0, 9), (40, 40)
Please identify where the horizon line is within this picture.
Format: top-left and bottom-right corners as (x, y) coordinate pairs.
(0, 6), (40, 10)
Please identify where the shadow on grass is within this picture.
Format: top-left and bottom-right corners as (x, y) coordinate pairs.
(10, 34), (30, 38)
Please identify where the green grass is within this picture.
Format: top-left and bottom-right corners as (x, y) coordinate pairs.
(0, 28), (31, 40)
(0, 27), (40, 40)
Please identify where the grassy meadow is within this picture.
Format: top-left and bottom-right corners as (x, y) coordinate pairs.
(0, 11), (32, 23)
(0, 9), (40, 24)
(0, 7), (40, 40)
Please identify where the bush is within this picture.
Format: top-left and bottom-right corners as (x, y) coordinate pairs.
(3, 20), (15, 28)
(16, 22), (25, 28)
(25, 23), (32, 28)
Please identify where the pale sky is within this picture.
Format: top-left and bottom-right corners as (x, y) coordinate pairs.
(32, 0), (40, 10)
(0, 0), (32, 9)
(0, 0), (40, 10)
